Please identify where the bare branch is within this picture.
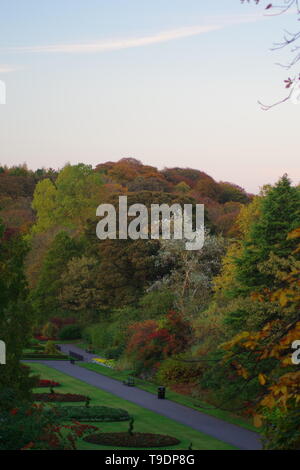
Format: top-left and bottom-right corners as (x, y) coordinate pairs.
(241, 0), (300, 108)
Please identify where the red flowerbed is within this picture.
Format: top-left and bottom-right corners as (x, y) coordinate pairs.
(34, 335), (56, 342)
(33, 393), (87, 402)
(37, 379), (61, 388)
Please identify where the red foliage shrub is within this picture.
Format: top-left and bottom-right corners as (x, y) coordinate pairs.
(2, 227), (20, 241)
(34, 335), (56, 342)
(33, 393), (87, 402)
(126, 311), (193, 372)
(50, 317), (77, 330)
(3, 404), (97, 450)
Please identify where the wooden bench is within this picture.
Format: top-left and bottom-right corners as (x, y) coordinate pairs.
(69, 351), (84, 362)
(123, 376), (135, 387)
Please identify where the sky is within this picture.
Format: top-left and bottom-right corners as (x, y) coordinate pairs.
(0, 0), (299, 194)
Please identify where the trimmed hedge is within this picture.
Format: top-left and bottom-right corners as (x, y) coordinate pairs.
(84, 432), (180, 447)
(30, 345), (44, 351)
(22, 354), (69, 360)
(56, 406), (130, 422)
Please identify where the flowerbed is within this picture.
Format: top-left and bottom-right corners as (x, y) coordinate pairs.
(56, 406), (130, 422)
(33, 393), (87, 402)
(92, 358), (116, 369)
(37, 379), (61, 388)
(84, 432), (180, 448)
(34, 335), (57, 342)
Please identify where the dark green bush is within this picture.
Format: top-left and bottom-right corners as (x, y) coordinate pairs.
(105, 345), (124, 359)
(58, 324), (82, 340)
(262, 406), (300, 450)
(30, 344), (44, 351)
(81, 326), (92, 344)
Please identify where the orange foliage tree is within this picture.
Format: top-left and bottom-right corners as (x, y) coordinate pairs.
(222, 228), (300, 448)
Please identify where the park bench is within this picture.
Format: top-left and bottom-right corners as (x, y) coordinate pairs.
(123, 376), (135, 387)
(69, 351), (84, 363)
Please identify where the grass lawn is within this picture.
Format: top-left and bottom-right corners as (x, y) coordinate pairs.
(79, 362), (256, 432)
(26, 362), (236, 451)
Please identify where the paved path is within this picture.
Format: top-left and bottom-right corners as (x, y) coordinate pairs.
(58, 343), (99, 362)
(31, 350), (262, 450)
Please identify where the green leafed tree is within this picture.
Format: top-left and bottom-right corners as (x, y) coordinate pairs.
(60, 255), (103, 323)
(0, 221), (35, 410)
(54, 163), (103, 229)
(234, 175), (300, 293)
(31, 163), (103, 233)
(31, 179), (57, 233)
(31, 231), (83, 322)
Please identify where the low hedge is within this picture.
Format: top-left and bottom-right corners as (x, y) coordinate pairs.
(30, 345), (44, 351)
(56, 406), (130, 422)
(84, 432), (180, 448)
(22, 354), (69, 360)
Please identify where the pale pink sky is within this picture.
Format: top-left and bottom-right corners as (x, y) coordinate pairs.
(0, 0), (299, 193)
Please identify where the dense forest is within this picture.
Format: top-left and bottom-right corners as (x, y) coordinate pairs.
(0, 158), (299, 449)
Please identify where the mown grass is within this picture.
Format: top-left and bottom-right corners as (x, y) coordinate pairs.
(79, 362), (256, 432)
(26, 362), (236, 451)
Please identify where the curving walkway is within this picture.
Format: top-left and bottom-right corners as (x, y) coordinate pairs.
(58, 343), (99, 361)
(29, 344), (262, 450)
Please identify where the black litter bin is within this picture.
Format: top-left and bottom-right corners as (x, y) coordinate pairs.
(157, 386), (166, 399)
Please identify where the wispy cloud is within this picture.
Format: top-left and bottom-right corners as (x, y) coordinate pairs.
(3, 25), (221, 54)
(0, 64), (21, 73)
(1, 13), (265, 56)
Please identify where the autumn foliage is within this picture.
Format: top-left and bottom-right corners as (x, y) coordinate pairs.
(126, 311), (193, 373)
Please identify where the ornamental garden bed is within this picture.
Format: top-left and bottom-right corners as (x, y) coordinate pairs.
(33, 392), (87, 402)
(56, 406), (130, 422)
(92, 358), (116, 369)
(84, 433), (180, 448)
(37, 379), (61, 387)
(34, 335), (57, 342)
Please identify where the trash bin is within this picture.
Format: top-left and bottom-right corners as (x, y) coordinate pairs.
(157, 386), (166, 399)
